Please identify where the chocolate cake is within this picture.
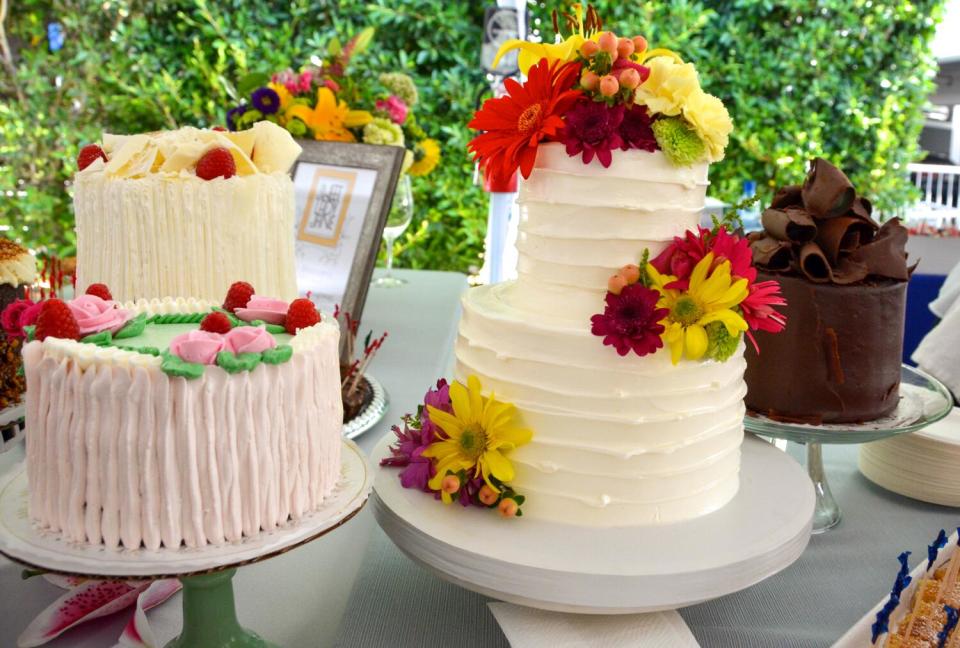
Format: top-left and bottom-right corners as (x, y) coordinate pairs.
(744, 158), (910, 424)
(0, 237), (36, 410)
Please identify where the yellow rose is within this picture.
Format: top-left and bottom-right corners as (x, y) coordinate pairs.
(634, 57), (700, 117)
(683, 90), (733, 162)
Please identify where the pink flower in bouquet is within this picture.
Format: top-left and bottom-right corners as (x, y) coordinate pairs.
(234, 296), (289, 325)
(67, 294), (132, 336)
(710, 226), (756, 284)
(376, 95), (409, 125)
(224, 326), (277, 355)
(297, 70), (313, 93)
(169, 330), (225, 365)
(18, 300), (44, 332)
(740, 280), (787, 351)
(324, 79), (341, 93)
(651, 226), (754, 290)
(561, 100), (625, 167)
(619, 105), (657, 153)
(380, 379), (452, 491)
(590, 284), (668, 357)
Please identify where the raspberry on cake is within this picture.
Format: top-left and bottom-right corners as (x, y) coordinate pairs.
(223, 280), (255, 313)
(84, 282), (113, 301)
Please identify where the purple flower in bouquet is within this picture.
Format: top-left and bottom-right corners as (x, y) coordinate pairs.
(376, 95), (409, 125)
(226, 104), (247, 131)
(420, 378), (451, 439)
(251, 87), (281, 115)
(458, 475), (485, 507)
(561, 100), (625, 167)
(620, 105), (658, 153)
(380, 379), (453, 491)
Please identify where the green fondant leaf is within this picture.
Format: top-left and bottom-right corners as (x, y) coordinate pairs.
(264, 323), (286, 335)
(261, 344), (293, 365)
(114, 312), (147, 340)
(160, 350), (205, 379)
(211, 307), (240, 327)
(23, 325), (35, 342)
(80, 330), (113, 346)
(216, 351), (262, 374)
(116, 345), (160, 356)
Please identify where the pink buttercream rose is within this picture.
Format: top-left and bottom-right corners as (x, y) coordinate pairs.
(67, 294), (133, 336)
(234, 296), (289, 325)
(225, 326), (277, 355)
(376, 95), (409, 125)
(169, 330), (225, 365)
(19, 301), (43, 330)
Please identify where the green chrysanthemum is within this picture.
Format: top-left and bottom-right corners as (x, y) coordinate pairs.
(704, 320), (741, 362)
(363, 117), (405, 147)
(651, 116), (707, 167)
(379, 72), (419, 106)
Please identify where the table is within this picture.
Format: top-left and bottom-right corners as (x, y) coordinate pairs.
(3, 269), (959, 647)
(0, 269), (467, 648)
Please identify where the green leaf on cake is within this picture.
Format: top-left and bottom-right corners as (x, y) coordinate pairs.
(261, 344), (293, 365)
(113, 313), (147, 340)
(23, 325), (35, 342)
(80, 331), (113, 346)
(651, 116), (706, 167)
(160, 350), (205, 379)
(216, 351), (262, 374)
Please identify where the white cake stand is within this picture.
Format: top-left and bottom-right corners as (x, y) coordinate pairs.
(0, 439), (373, 647)
(372, 434), (814, 614)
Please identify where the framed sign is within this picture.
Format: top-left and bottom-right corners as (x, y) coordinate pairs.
(291, 141), (404, 344)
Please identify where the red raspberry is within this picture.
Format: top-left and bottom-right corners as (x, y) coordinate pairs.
(222, 281), (255, 313)
(285, 298), (321, 334)
(77, 144), (107, 171)
(195, 147), (237, 180)
(200, 311), (232, 334)
(34, 299), (81, 341)
(85, 283), (113, 301)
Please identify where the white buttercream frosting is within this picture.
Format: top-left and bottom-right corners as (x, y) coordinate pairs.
(23, 315), (342, 549)
(454, 144), (744, 527)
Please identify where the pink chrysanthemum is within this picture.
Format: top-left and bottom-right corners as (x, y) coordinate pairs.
(561, 100), (625, 167)
(590, 284), (668, 357)
(2, 299), (33, 338)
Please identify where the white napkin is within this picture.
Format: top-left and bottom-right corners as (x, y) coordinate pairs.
(913, 296), (960, 400)
(488, 602), (700, 648)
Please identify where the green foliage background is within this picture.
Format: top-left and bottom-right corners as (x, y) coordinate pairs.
(0, 0), (944, 272)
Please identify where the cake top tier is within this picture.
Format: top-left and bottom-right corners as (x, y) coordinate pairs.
(0, 238), (35, 287)
(76, 120), (302, 180)
(748, 158), (910, 285)
(468, 5), (732, 182)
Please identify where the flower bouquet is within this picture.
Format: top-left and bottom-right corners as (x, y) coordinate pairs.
(225, 28), (439, 177)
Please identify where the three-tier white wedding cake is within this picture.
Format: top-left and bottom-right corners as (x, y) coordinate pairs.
(456, 144), (745, 526)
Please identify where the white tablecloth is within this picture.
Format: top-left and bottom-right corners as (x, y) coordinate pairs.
(0, 268), (468, 648)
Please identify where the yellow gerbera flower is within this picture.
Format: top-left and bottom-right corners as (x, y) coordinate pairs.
(408, 138), (441, 176)
(646, 253), (749, 365)
(285, 87), (371, 142)
(424, 375), (532, 503)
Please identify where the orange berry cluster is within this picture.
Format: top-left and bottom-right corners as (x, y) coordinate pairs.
(440, 475), (521, 518)
(607, 263), (642, 295)
(578, 32), (648, 99)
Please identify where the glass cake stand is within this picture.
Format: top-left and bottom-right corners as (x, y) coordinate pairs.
(744, 364), (953, 534)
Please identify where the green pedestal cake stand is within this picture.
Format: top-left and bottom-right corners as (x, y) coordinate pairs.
(0, 439), (373, 648)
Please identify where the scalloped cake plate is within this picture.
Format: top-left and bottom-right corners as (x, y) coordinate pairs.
(0, 439), (372, 579)
(372, 434), (815, 614)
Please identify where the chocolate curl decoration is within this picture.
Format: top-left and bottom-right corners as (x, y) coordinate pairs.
(815, 216), (875, 265)
(798, 242), (832, 283)
(802, 158), (855, 218)
(850, 218), (910, 281)
(770, 184), (803, 209)
(750, 236), (793, 271)
(761, 208), (816, 244)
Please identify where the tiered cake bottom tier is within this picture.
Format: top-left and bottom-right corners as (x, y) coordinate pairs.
(457, 283), (746, 527)
(23, 339), (343, 550)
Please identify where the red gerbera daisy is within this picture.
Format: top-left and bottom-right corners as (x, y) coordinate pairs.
(651, 225), (756, 290)
(590, 284), (668, 357)
(741, 280), (788, 352)
(468, 59), (582, 180)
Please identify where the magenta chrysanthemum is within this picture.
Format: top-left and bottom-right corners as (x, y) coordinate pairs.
(380, 379), (452, 491)
(561, 100), (624, 167)
(619, 105), (658, 153)
(590, 284), (668, 357)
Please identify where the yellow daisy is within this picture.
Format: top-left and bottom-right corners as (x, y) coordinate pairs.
(646, 253), (749, 364)
(408, 139), (441, 177)
(285, 87), (372, 142)
(424, 375), (532, 503)
(268, 82), (294, 112)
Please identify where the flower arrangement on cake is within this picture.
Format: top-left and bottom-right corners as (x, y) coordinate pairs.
(592, 216), (788, 364)
(225, 29), (440, 177)
(468, 4), (733, 182)
(381, 376), (532, 518)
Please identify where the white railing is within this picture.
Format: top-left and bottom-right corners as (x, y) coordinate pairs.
(907, 162), (960, 230)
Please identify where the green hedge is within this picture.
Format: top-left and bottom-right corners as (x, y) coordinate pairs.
(0, 1), (943, 272)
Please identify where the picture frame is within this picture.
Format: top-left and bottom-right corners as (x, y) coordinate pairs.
(290, 140), (405, 358)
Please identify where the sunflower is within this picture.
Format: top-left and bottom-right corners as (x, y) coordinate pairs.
(468, 58), (581, 180)
(285, 87), (372, 142)
(647, 253), (749, 364)
(424, 375), (532, 503)
(408, 139), (440, 176)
